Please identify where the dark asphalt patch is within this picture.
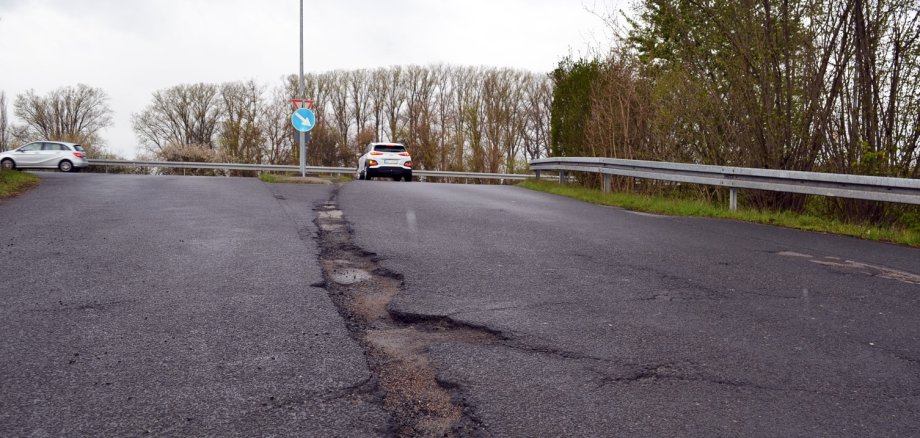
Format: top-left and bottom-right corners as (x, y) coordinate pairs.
(313, 188), (498, 437)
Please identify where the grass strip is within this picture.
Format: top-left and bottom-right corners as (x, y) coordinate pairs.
(0, 170), (40, 200)
(259, 173), (352, 185)
(517, 179), (920, 247)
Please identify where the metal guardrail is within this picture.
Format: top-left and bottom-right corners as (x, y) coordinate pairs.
(88, 159), (531, 181)
(529, 157), (920, 210)
(413, 169), (530, 181)
(89, 159), (354, 174)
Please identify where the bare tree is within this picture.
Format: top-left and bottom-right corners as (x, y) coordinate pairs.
(132, 83), (221, 154)
(585, 50), (654, 162)
(822, 0), (920, 219)
(14, 84), (113, 156)
(460, 69), (486, 173)
(481, 69), (529, 173)
(368, 68), (389, 141)
(262, 86), (296, 165)
(404, 65), (437, 168)
(433, 65), (457, 170)
(383, 66), (406, 142)
(350, 69), (372, 154)
(448, 67), (477, 171)
(219, 80), (264, 164)
(327, 70), (353, 161)
(0, 91), (8, 152)
(522, 75), (553, 161)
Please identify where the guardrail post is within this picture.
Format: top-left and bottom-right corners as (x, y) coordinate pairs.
(535, 170), (541, 180)
(729, 188), (738, 211)
(603, 174), (611, 194)
(559, 170), (566, 184)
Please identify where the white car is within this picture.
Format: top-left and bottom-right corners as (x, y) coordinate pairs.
(0, 141), (89, 172)
(356, 143), (413, 181)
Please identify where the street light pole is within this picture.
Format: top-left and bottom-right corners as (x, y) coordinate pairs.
(299, 0), (306, 177)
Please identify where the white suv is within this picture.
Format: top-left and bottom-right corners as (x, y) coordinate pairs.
(356, 143), (413, 181)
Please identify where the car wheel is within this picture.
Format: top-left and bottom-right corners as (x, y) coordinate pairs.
(0, 158), (14, 170)
(404, 174), (413, 182)
(58, 160), (74, 172)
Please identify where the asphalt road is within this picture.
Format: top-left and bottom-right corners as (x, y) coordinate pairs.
(2, 173), (919, 436)
(0, 173), (388, 436)
(339, 180), (920, 436)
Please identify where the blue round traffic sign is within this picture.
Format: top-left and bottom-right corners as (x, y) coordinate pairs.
(291, 108), (316, 132)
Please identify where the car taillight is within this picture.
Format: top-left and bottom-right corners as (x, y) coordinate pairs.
(370, 151), (383, 156)
(368, 160), (378, 166)
(405, 161), (413, 168)
(399, 153), (410, 157)
(73, 152), (84, 159)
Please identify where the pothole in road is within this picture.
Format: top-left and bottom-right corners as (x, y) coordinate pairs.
(325, 264), (373, 286)
(314, 196), (499, 437)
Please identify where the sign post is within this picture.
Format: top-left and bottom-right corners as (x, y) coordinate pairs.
(291, 99), (315, 177)
(299, 0), (306, 177)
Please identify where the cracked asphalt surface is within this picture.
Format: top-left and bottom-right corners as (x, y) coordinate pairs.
(0, 173), (387, 436)
(339, 180), (920, 436)
(2, 173), (919, 436)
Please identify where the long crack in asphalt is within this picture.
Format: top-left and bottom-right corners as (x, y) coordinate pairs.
(314, 189), (498, 437)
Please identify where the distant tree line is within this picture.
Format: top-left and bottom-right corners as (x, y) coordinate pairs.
(553, 0), (920, 223)
(2, 65), (551, 176)
(130, 65), (551, 174)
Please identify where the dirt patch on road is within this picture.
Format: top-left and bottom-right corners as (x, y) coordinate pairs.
(314, 194), (499, 437)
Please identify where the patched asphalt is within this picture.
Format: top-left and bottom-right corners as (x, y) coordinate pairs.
(339, 180), (920, 436)
(0, 173), (389, 436)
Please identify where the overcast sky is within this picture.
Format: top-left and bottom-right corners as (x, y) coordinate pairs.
(0, 0), (627, 158)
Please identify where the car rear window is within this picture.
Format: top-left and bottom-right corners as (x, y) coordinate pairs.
(74, 145), (85, 151)
(374, 145), (406, 153)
